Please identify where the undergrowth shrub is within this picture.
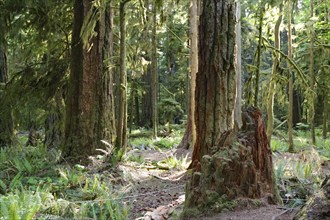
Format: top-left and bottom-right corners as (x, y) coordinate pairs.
(0, 143), (128, 219)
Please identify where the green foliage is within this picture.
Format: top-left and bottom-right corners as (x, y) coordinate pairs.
(129, 125), (184, 150)
(157, 155), (189, 170)
(273, 135), (324, 207)
(0, 140), (127, 219)
(0, 188), (53, 220)
(159, 98), (184, 124)
(271, 138), (288, 151)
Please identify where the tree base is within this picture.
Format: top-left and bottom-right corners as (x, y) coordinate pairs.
(184, 107), (280, 215)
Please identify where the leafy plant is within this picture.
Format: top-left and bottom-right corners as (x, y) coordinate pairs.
(157, 155), (189, 170)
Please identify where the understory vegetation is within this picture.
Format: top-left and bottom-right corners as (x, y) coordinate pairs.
(0, 125), (329, 219)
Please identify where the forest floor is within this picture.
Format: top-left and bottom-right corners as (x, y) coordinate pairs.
(110, 142), (330, 220)
(1, 129), (329, 219)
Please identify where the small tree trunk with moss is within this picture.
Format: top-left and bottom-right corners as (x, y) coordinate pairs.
(287, 1), (294, 153)
(323, 94), (328, 139)
(151, 0), (158, 139)
(178, 0), (198, 149)
(116, 0), (130, 152)
(184, 0), (279, 216)
(0, 48), (13, 147)
(254, 7), (264, 107)
(234, 0), (242, 129)
(45, 90), (64, 148)
(267, 4), (282, 142)
(309, 0), (316, 145)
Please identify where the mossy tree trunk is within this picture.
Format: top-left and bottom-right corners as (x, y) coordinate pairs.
(116, 0), (130, 152)
(151, 0), (158, 139)
(0, 48), (13, 147)
(267, 4), (282, 142)
(287, 1), (294, 152)
(45, 90), (64, 148)
(234, 1), (242, 129)
(254, 7), (264, 107)
(323, 93), (328, 139)
(178, 0), (198, 149)
(184, 0), (279, 215)
(141, 66), (152, 127)
(309, 0), (316, 145)
(64, 0), (115, 160)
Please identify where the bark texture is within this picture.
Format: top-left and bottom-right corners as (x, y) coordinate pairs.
(190, 0), (237, 165)
(184, 0), (278, 215)
(185, 108), (279, 213)
(64, 0), (115, 159)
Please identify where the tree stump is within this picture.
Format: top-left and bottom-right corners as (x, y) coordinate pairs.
(184, 107), (279, 214)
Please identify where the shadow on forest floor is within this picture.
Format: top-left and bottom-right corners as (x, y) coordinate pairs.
(116, 148), (191, 219)
(107, 138), (330, 219)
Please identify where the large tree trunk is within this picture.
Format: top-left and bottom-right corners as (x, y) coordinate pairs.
(287, 1), (294, 152)
(151, 0), (158, 139)
(184, 0), (279, 215)
(266, 5), (282, 141)
(178, 0), (198, 149)
(0, 48), (13, 147)
(64, 0), (115, 160)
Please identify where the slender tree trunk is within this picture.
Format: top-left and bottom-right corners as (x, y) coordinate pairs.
(178, 0), (198, 149)
(101, 4), (116, 144)
(254, 7), (264, 107)
(323, 94), (328, 139)
(0, 48), (13, 147)
(293, 89), (302, 126)
(116, 0), (130, 151)
(151, 0), (158, 139)
(267, 6), (282, 141)
(141, 66), (152, 127)
(135, 94), (140, 125)
(234, 1), (242, 129)
(129, 85), (134, 134)
(64, 0), (115, 160)
(287, 2), (294, 152)
(185, 1), (279, 215)
(309, 0), (316, 145)
(44, 90), (64, 148)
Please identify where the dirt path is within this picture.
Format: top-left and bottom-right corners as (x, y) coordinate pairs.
(117, 148), (301, 220)
(198, 206), (298, 220)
